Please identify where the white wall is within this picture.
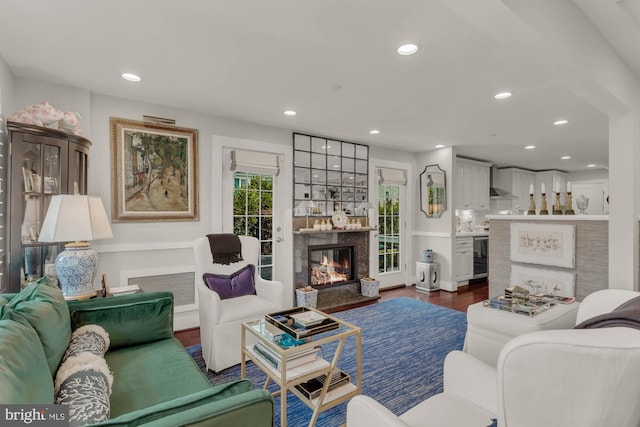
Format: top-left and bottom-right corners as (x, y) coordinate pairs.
(0, 55), (14, 116)
(412, 147), (455, 290)
(13, 77), (92, 135)
(9, 77), (417, 328)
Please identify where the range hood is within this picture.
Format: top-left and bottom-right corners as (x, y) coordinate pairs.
(489, 166), (517, 200)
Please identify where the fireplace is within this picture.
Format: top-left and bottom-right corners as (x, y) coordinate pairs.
(293, 224), (374, 311)
(308, 244), (356, 288)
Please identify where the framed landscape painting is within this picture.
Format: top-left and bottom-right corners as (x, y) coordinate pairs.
(110, 117), (199, 222)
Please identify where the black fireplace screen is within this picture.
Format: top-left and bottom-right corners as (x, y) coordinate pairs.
(308, 244), (356, 287)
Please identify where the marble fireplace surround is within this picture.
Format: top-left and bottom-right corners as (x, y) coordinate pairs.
(293, 220), (378, 311)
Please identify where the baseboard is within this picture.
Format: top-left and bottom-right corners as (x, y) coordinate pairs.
(380, 284), (407, 292)
(439, 280), (459, 292)
(174, 308), (199, 331)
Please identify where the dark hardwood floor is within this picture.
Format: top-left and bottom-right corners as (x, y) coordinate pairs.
(174, 281), (488, 347)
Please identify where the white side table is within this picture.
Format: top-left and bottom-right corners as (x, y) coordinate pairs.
(465, 300), (580, 367)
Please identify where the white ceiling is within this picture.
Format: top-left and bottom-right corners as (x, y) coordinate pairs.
(1, 0), (638, 172)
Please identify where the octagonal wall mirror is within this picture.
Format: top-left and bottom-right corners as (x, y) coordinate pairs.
(420, 164), (446, 218)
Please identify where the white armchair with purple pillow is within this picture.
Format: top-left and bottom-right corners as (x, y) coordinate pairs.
(347, 289), (640, 427)
(194, 235), (288, 372)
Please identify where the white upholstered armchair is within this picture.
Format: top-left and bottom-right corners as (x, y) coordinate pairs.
(347, 289), (640, 427)
(194, 235), (287, 372)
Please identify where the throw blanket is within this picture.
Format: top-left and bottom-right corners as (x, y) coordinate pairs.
(574, 295), (640, 330)
(206, 234), (243, 265)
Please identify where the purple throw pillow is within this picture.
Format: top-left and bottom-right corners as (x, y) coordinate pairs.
(203, 264), (256, 300)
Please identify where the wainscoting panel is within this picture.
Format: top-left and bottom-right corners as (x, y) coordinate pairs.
(127, 272), (195, 307)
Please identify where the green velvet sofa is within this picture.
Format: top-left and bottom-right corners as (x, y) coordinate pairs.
(0, 277), (273, 426)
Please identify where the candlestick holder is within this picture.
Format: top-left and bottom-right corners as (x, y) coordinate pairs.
(539, 193), (549, 215)
(553, 192), (563, 215)
(527, 194), (536, 215)
(565, 192), (575, 215)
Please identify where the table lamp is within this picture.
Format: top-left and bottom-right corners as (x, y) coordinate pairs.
(298, 200), (315, 228)
(358, 201), (374, 227)
(38, 195), (113, 300)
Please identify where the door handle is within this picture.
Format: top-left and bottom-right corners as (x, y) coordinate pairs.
(276, 237), (283, 242)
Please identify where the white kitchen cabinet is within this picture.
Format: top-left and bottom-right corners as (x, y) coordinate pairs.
(454, 238), (473, 282)
(455, 158), (491, 211)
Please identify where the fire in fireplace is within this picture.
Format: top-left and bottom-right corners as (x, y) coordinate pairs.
(308, 244), (356, 287)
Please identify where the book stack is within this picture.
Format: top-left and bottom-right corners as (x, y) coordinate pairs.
(294, 368), (350, 400)
(252, 342), (320, 370)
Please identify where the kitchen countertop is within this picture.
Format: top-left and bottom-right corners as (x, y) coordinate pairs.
(485, 214), (608, 221)
(456, 231), (489, 237)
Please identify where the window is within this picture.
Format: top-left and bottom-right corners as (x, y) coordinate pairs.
(233, 172), (273, 279)
(378, 184), (400, 273)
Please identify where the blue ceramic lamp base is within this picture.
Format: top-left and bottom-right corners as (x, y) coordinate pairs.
(55, 242), (98, 300)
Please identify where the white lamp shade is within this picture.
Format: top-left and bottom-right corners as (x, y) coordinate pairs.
(39, 195), (113, 243)
(298, 200), (315, 209)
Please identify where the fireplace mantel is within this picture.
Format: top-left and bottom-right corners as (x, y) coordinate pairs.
(294, 227), (375, 234)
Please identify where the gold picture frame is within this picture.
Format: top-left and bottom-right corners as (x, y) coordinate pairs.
(110, 117), (199, 222)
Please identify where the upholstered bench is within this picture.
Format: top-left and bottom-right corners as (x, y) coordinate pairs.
(465, 300), (580, 366)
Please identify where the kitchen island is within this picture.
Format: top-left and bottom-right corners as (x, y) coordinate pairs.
(486, 215), (608, 301)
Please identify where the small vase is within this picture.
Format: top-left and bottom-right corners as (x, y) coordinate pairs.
(576, 194), (589, 215)
(422, 249), (434, 263)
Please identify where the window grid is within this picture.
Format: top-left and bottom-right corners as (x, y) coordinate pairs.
(378, 184), (400, 273)
(233, 172), (273, 280)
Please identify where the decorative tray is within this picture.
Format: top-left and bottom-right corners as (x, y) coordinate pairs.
(265, 307), (339, 340)
(483, 295), (554, 317)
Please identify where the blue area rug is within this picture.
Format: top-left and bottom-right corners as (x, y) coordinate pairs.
(187, 297), (467, 427)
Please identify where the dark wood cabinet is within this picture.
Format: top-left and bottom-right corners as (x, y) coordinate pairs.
(4, 122), (90, 293)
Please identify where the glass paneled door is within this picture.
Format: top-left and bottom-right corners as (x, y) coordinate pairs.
(371, 166), (408, 289)
(222, 146), (285, 284)
(232, 172), (275, 279)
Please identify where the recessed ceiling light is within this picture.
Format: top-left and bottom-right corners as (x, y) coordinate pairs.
(561, 156), (571, 160)
(435, 144), (445, 148)
(333, 164), (340, 168)
(121, 73), (141, 82)
(283, 110), (297, 116)
(494, 91), (512, 100)
(587, 164), (596, 168)
(553, 119), (569, 126)
(369, 129), (380, 135)
(525, 145), (536, 150)
(397, 43), (419, 55)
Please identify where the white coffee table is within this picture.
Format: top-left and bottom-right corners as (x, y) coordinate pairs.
(465, 300), (580, 367)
